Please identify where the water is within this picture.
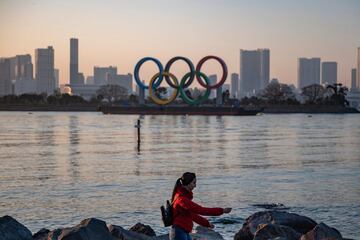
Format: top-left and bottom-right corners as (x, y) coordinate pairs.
(0, 112), (359, 239)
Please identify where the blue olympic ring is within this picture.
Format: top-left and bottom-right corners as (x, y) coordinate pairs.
(134, 57), (164, 89)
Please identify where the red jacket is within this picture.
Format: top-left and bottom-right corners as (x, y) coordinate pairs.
(172, 186), (224, 233)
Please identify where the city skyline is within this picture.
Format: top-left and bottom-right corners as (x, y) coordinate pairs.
(1, 0), (360, 87)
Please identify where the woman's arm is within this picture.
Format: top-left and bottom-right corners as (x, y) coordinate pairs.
(177, 197), (224, 216)
(191, 213), (212, 228)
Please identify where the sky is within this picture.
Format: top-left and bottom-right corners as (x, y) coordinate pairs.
(0, 0), (359, 87)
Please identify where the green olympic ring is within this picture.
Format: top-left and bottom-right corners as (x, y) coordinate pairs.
(178, 72), (211, 105)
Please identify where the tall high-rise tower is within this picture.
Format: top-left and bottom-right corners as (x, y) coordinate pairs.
(230, 73), (239, 98)
(260, 49), (270, 89)
(351, 68), (357, 90)
(94, 66), (117, 85)
(11, 55), (36, 95)
(208, 74), (217, 99)
(0, 58), (12, 96)
(321, 62), (337, 85)
(358, 47), (360, 89)
(35, 46), (55, 94)
(239, 49), (270, 97)
(10, 55), (33, 81)
(297, 58), (321, 89)
(70, 38), (81, 85)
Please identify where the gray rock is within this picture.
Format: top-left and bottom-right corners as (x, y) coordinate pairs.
(154, 234), (169, 240)
(129, 222), (156, 236)
(109, 224), (223, 240)
(109, 224), (153, 240)
(300, 222), (343, 240)
(234, 211), (317, 240)
(253, 223), (301, 240)
(53, 218), (114, 240)
(33, 228), (50, 240)
(192, 226), (224, 240)
(252, 203), (290, 210)
(0, 215), (32, 240)
(47, 228), (63, 240)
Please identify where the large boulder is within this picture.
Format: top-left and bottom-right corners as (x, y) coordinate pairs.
(191, 226), (224, 240)
(0, 215), (32, 240)
(235, 211), (317, 240)
(47, 228), (63, 240)
(300, 222), (343, 240)
(51, 218), (114, 240)
(33, 228), (50, 240)
(109, 224), (154, 240)
(129, 222), (156, 236)
(253, 223), (301, 240)
(109, 225), (224, 240)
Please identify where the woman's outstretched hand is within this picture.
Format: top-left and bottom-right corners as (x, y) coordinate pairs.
(223, 208), (232, 213)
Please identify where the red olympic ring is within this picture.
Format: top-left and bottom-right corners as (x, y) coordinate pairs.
(195, 56), (228, 89)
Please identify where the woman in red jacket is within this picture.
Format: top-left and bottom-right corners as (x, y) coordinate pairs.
(169, 172), (232, 240)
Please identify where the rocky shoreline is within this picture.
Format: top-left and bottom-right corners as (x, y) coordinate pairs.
(0, 211), (354, 240)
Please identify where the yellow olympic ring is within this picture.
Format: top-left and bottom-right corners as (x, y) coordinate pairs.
(149, 72), (179, 105)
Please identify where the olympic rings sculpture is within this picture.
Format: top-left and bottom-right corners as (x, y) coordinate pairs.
(134, 55), (228, 105)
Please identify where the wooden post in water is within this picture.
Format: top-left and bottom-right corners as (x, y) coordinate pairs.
(135, 118), (141, 150)
(137, 119), (141, 144)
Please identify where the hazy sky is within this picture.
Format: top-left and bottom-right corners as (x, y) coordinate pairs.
(0, 0), (359, 87)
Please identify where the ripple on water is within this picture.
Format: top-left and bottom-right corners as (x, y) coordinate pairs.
(0, 112), (359, 239)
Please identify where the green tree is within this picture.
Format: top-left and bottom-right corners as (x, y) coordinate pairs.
(240, 96), (264, 105)
(261, 79), (297, 104)
(326, 83), (349, 106)
(301, 84), (325, 104)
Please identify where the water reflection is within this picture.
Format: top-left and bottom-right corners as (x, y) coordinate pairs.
(68, 115), (80, 181)
(35, 114), (56, 182)
(0, 112), (359, 239)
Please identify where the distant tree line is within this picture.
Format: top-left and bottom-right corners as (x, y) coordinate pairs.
(0, 85), (131, 105)
(0, 93), (86, 105)
(0, 83), (350, 107)
(239, 81), (349, 107)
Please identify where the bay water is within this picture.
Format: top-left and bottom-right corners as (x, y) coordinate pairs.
(0, 112), (359, 239)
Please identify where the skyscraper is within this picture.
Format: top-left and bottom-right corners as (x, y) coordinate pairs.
(8, 55), (36, 95)
(70, 38), (82, 85)
(208, 74), (217, 99)
(94, 66), (117, 85)
(351, 68), (357, 90)
(239, 49), (270, 97)
(297, 58), (321, 89)
(0, 58), (11, 96)
(321, 62), (337, 85)
(10, 55), (33, 81)
(35, 46), (55, 94)
(230, 73), (239, 98)
(108, 73), (133, 92)
(260, 49), (270, 89)
(54, 69), (59, 89)
(358, 47), (360, 89)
